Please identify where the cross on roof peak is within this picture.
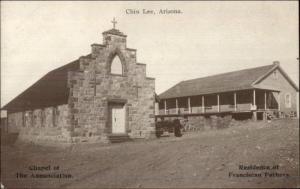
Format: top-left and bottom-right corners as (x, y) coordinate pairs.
(111, 17), (117, 29)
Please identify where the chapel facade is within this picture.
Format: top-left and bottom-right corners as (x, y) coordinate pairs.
(3, 27), (156, 143)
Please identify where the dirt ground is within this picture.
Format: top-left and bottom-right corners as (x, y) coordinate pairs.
(1, 119), (299, 188)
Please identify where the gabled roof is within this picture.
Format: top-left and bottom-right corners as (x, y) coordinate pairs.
(2, 55), (91, 112)
(159, 63), (297, 99)
(252, 64), (299, 91)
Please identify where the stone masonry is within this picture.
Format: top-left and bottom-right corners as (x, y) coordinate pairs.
(67, 28), (156, 142)
(6, 28), (156, 144)
(8, 104), (71, 143)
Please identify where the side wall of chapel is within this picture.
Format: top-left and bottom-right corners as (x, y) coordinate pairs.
(7, 104), (72, 143)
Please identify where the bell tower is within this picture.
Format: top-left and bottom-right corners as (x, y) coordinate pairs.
(102, 18), (127, 48)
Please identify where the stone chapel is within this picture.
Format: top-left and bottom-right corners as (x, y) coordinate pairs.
(3, 23), (156, 143)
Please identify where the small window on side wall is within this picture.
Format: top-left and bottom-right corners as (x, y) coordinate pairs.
(273, 70), (278, 79)
(111, 55), (123, 75)
(285, 93), (291, 108)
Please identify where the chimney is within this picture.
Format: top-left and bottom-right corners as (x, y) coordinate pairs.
(273, 61), (280, 66)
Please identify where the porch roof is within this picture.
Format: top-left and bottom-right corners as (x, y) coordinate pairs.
(159, 64), (277, 99)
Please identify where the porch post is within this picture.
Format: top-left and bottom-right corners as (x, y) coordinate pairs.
(175, 98), (178, 114)
(188, 97), (191, 113)
(253, 89), (256, 106)
(253, 89), (257, 121)
(217, 94), (220, 112)
(297, 92), (299, 118)
(278, 92), (281, 111)
(202, 96), (205, 113)
(164, 99), (167, 115)
(264, 91), (267, 110)
(234, 92), (237, 111)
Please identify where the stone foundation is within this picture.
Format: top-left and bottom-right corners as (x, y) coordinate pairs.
(157, 114), (233, 132)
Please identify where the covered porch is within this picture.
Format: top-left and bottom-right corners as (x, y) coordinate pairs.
(158, 89), (280, 116)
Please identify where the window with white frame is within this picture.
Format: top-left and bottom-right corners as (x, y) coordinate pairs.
(285, 93), (291, 108)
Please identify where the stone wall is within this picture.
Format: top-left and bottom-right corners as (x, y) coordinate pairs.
(67, 30), (155, 142)
(7, 29), (156, 144)
(7, 112), (23, 133)
(159, 114), (233, 132)
(7, 104), (72, 143)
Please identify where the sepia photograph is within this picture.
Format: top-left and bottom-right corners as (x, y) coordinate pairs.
(1, 1), (299, 188)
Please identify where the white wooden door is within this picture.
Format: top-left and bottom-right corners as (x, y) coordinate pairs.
(112, 106), (125, 133)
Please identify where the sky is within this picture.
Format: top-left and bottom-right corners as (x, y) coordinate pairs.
(1, 1), (299, 112)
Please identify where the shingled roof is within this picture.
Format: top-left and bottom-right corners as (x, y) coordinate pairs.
(2, 55), (90, 112)
(159, 63), (290, 99)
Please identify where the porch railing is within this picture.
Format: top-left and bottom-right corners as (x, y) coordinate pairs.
(158, 103), (254, 115)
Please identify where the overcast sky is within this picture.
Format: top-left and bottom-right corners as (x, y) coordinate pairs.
(1, 1), (299, 108)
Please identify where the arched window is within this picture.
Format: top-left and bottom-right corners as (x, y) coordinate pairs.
(110, 55), (123, 75)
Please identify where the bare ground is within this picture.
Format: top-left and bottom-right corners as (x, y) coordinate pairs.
(1, 119), (299, 188)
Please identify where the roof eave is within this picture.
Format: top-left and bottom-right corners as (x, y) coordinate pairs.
(251, 65), (299, 91)
(159, 87), (257, 100)
(251, 64), (278, 85)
